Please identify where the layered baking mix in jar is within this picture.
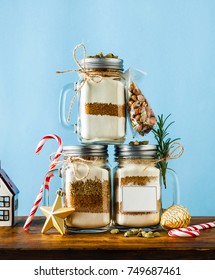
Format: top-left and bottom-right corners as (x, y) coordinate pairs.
(61, 145), (111, 233)
(113, 144), (161, 229)
(78, 58), (126, 143)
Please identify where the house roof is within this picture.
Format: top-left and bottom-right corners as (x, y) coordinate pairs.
(0, 168), (20, 195)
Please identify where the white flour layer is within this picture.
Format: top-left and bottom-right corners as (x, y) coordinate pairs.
(115, 213), (160, 227)
(80, 77), (125, 104)
(66, 212), (110, 228)
(80, 115), (125, 140)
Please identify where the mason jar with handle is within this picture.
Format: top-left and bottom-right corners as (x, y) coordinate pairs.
(113, 144), (180, 230)
(60, 144), (111, 233)
(59, 57), (126, 144)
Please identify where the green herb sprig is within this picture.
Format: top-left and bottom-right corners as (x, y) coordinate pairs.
(152, 114), (180, 188)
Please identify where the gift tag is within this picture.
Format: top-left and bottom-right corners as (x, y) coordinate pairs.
(122, 186), (157, 212)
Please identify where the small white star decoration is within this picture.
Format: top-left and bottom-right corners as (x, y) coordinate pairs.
(40, 189), (74, 235)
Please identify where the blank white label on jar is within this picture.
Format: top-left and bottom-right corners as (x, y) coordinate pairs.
(122, 186), (157, 212)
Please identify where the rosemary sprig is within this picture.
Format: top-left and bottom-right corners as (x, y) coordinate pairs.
(152, 114), (180, 188)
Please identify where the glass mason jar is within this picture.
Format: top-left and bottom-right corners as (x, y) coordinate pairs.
(61, 145), (111, 233)
(59, 57), (126, 144)
(113, 144), (179, 229)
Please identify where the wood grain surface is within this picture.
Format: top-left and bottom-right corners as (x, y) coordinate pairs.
(0, 216), (215, 260)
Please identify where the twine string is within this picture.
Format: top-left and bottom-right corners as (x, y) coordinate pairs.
(56, 43), (124, 123)
(69, 157), (91, 181)
(155, 141), (184, 164)
(165, 141), (184, 160)
(49, 152), (98, 181)
(142, 142), (184, 171)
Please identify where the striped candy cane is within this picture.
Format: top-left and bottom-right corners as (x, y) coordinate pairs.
(35, 134), (63, 171)
(23, 134), (63, 231)
(168, 221), (215, 237)
(186, 221), (215, 231)
(168, 228), (200, 237)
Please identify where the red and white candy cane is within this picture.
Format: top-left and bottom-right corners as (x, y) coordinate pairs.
(23, 134), (63, 231)
(168, 228), (200, 237)
(35, 134), (63, 171)
(186, 221), (215, 231)
(168, 221), (215, 237)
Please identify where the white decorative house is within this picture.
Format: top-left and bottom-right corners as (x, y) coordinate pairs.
(0, 162), (19, 226)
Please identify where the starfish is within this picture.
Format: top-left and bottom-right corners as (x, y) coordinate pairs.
(40, 192), (74, 235)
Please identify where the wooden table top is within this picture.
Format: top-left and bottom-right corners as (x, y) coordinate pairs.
(0, 216), (215, 260)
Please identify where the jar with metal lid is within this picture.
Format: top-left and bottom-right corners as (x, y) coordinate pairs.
(113, 144), (179, 229)
(61, 145), (111, 233)
(59, 56), (126, 144)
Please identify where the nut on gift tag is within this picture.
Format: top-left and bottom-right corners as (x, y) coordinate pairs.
(160, 205), (191, 230)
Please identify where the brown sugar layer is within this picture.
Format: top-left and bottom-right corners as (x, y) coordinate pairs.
(118, 176), (158, 186)
(65, 178), (110, 213)
(85, 103), (126, 117)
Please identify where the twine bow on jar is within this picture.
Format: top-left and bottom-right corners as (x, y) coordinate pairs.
(143, 142), (184, 167)
(67, 157), (94, 181)
(49, 153), (96, 181)
(142, 142), (184, 177)
(56, 44), (103, 87)
(56, 43), (125, 123)
(164, 142), (184, 161)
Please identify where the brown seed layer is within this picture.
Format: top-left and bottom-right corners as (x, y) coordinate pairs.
(119, 176), (158, 186)
(65, 178), (110, 213)
(85, 103), (125, 117)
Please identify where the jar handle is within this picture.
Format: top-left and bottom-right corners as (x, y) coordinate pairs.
(59, 82), (78, 132)
(161, 168), (180, 210)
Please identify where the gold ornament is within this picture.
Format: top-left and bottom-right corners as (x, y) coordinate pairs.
(40, 189), (74, 235)
(160, 204), (191, 230)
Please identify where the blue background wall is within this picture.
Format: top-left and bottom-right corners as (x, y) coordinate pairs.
(0, 0), (215, 216)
